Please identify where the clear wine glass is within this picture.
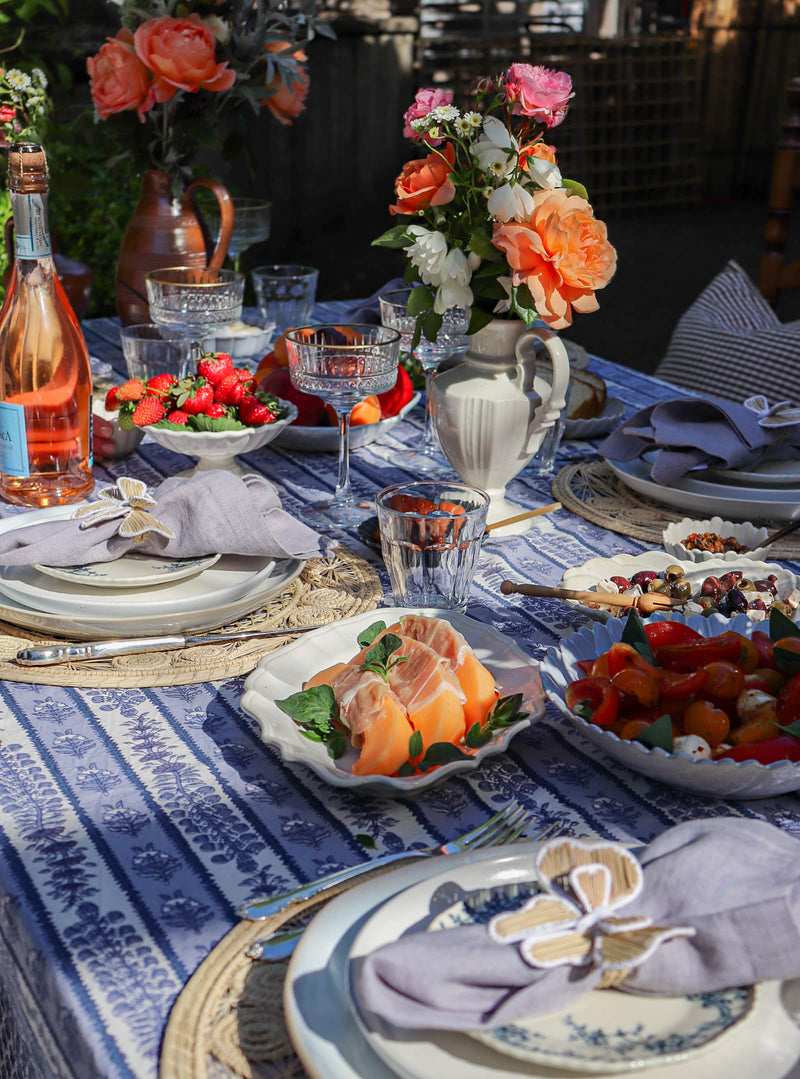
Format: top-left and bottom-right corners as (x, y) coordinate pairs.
(284, 324), (401, 528)
(205, 197), (272, 274)
(145, 267), (245, 351)
(379, 288), (469, 473)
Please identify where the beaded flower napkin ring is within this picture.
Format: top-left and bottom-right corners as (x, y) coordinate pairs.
(72, 477), (174, 543)
(488, 837), (694, 989)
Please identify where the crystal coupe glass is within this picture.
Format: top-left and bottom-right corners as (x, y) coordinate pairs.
(284, 324), (401, 528)
(145, 267), (244, 349)
(205, 197), (272, 274)
(379, 288), (469, 473)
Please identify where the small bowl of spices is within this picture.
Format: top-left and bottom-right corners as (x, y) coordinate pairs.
(663, 516), (770, 563)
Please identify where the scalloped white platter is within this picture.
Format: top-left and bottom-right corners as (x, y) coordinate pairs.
(564, 396), (626, 439)
(560, 550), (799, 624)
(541, 611), (800, 798)
(273, 393), (420, 452)
(606, 456), (800, 523)
(239, 607), (545, 795)
(349, 857), (757, 1076)
(34, 552), (221, 589)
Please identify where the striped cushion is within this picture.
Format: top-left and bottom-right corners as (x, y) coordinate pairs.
(656, 260), (800, 405)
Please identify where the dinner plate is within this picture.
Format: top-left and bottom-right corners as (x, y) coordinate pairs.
(34, 551), (221, 588)
(560, 550), (799, 624)
(702, 459), (800, 487)
(564, 396), (626, 439)
(540, 611), (800, 799)
(606, 456), (800, 524)
(0, 554), (277, 618)
(240, 607), (545, 794)
(273, 393), (421, 452)
(349, 856), (757, 1076)
(283, 842), (800, 1079)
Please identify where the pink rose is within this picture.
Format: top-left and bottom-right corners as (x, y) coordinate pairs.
(87, 29), (153, 122)
(0, 105), (16, 124)
(503, 64), (573, 128)
(134, 14), (235, 105)
(403, 87), (454, 144)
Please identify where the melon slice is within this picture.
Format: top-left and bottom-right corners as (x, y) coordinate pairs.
(386, 635), (466, 747)
(323, 663), (413, 776)
(390, 615), (498, 728)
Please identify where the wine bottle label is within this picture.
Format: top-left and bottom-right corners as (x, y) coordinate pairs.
(13, 193), (52, 260)
(0, 402), (30, 477)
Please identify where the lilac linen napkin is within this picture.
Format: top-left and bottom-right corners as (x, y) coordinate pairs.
(599, 398), (800, 484)
(354, 818), (800, 1033)
(0, 471), (328, 566)
(345, 278), (406, 324)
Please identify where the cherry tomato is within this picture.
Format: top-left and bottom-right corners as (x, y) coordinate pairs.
(564, 677), (620, 726)
(745, 668), (787, 695)
(604, 642), (659, 678)
(619, 718), (652, 740)
(716, 735), (800, 763)
(611, 669), (660, 709)
(730, 713), (777, 745)
(751, 631), (780, 672)
(777, 672), (800, 722)
(683, 700), (730, 747)
(702, 661), (746, 700)
(658, 668), (709, 699)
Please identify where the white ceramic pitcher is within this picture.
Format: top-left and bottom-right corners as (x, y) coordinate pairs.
(430, 318), (570, 535)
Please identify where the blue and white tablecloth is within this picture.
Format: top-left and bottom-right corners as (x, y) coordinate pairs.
(0, 308), (796, 1079)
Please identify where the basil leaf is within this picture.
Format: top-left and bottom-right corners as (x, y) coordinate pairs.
(770, 606), (800, 642)
(357, 621), (387, 649)
(620, 609), (656, 665)
(408, 730), (424, 761)
(635, 714), (674, 752)
(276, 685), (338, 737)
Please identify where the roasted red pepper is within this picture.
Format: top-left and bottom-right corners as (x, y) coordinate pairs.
(564, 676), (620, 726)
(657, 668), (710, 699)
(716, 735), (800, 764)
(644, 622), (703, 648)
(655, 635), (748, 671)
(776, 673), (800, 723)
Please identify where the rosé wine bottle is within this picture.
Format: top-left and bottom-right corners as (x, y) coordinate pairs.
(0, 142), (93, 506)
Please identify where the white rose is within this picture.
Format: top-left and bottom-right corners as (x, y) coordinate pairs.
(487, 182), (536, 223)
(471, 115), (518, 178)
(407, 226), (448, 286)
(525, 156), (563, 190)
(433, 248), (474, 313)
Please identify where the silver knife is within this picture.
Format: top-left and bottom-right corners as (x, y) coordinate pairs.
(16, 625), (321, 666)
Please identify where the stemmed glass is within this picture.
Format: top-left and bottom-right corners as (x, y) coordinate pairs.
(379, 288), (469, 473)
(145, 267), (245, 352)
(204, 197), (272, 274)
(284, 324), (401, 528)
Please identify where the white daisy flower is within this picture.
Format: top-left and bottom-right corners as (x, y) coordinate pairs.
(32, 68), (47, 89)
(411, 116), (432, 132)
(465, 112), (482, 128)
(482, 186), (495, 200)
(429, 105), (459, 123)
(455, 117), (472, 136)
(6, 70), (31, 90)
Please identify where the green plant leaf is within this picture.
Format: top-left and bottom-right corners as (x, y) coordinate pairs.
(774, 645), (800, 676)
(357, 621), (387, 649)
(276, 684), (338, 737)
(562, 177), (589, 201)
(408, 730), (423, 761)
(770, 606), (800, 641)
(356, 833), (377, 849)
(361, 633), (408, 681)
(635, 714), (674, 752)
(620, 609), (656, 664)
(465, 721), (491, 748)
(421, 309), (444, 344)
(407, 286), (434, 316)
(776, 720), (800, 741)
(418, 742), (472, 770)
(372, 224), (413, 250)
(468, 306), (494, 335)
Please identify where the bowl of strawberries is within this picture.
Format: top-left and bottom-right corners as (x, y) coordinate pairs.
(104, 350), (297, 475)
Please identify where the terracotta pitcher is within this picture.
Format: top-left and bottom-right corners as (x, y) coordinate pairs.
(116, 170), (234, 326)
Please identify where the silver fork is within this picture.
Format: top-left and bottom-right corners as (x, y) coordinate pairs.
(245, 815), (564, 961)
(238, 801), (546, 923)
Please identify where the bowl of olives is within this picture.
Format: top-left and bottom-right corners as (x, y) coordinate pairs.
(560, 550), (800, 623)
(662, 516), (770, 563)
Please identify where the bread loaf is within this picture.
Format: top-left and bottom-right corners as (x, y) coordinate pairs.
(567, 369), (607, 420)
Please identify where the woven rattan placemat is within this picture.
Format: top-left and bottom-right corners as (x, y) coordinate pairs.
(552, 459), (800, 560)
(0, 545), (382, 688)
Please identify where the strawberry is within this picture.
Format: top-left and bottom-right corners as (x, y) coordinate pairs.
(104, 386), (120, 410)
(176, 379), (215, 415)
(131, 396), (165, 427)
(203, 403), (227, 418)
(233, 367), (256, 391)
(240, 394), (277, 426)
(146, 372), (178, 399)
(214, 373), (245, 407)
(166, 409), (190, 425)
(116, 378), (146, 403)
(197, 352), (234, 387)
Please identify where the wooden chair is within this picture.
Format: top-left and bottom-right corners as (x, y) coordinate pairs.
(759, 75), (800, 303)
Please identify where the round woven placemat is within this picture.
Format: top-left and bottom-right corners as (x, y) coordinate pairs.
(0, 545), (382, 688)
(552, 459), (800, 561)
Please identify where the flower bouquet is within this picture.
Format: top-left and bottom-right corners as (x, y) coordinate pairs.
(87, 0), (331, 180)
(374, 66), (617, 345)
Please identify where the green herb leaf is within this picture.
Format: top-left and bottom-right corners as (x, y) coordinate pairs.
(361, 633), (409, 681)
(328, 734), (348, 759)
(774, 644), (800, 676)
(408, 730), (424, 761)
(357, 621), (387, 649)
(397, 762), (416, 776)
(417, 742), (472, 770)
(355, 833), (377, 849)
(635, 713), (674, 752)
(776, 720), (800, 740)
(486, 692), (527, 728)
(465, 721), (491, 748)
(276, 684), (339, 739)
(770, 606), (800, 642)
(620, 609), (656, 664)
(562, 177), (589, 201)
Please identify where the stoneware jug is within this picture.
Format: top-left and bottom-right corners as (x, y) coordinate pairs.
(431, 318), (570, 535)
(116, 170), (234, 326)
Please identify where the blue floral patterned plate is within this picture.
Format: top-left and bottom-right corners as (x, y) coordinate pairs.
(430, 887), (756, 1072)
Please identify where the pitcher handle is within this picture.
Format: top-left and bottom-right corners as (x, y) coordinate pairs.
(185, 178), (234, 269)
(515, 326), (570, 455)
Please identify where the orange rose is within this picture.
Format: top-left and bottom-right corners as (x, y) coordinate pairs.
(87, 29), (153, 122)
(134, 15), (235, 104)
(389, 142), (456, 216)
(492, 188), (617, 330)
(263, 44), (309, 125)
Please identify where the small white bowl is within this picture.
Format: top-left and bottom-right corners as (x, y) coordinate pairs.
(145, 400), (297, 475)
(202, 321), (273, 359)
(662, 516), (770, 562)
(92, 399), (144, 460)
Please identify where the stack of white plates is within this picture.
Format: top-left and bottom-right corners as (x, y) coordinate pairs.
(0, 509), (304, 639)
(607, 456), (800, 523)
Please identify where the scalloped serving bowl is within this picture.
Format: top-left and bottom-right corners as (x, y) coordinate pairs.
(145, 399), (297, 474)
(540, 611), (800, 799)
(663, 516), (771, 563)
